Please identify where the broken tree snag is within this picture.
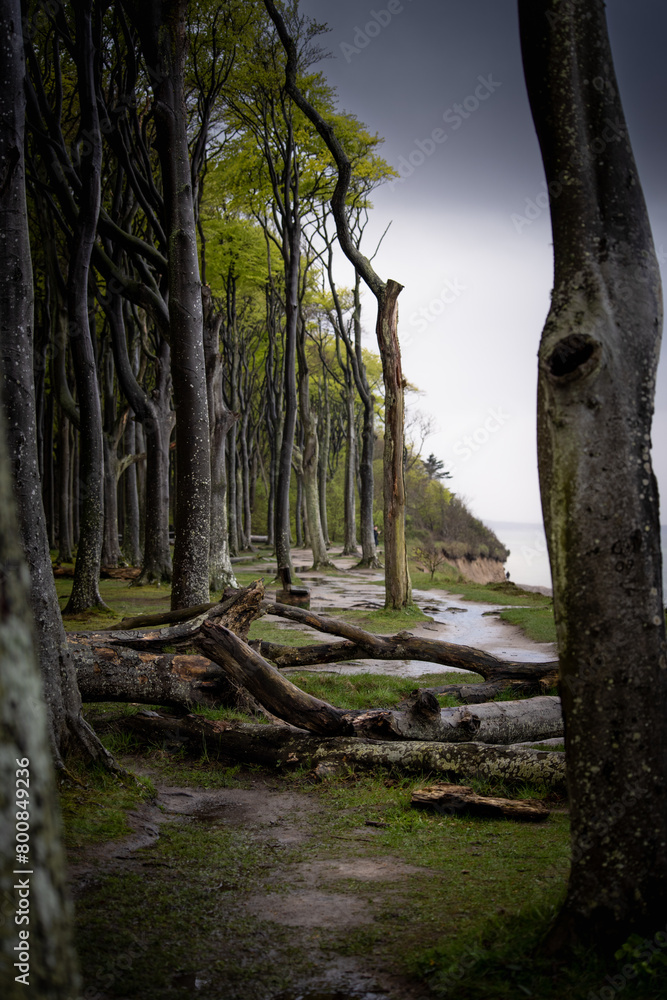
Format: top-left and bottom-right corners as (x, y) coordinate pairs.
(350, 694), (563, 744)
(259, 602), (559, 684)
(193, 621), (349, 736)
(411, 784), (551, 822)
(115, 713), (567, 791)
(70, 637), (262, 714)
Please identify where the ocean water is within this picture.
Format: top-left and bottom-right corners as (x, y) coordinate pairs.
(488, 520), (667, 597)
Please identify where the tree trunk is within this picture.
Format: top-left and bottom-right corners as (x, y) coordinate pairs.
(203, 287), (238, 590)
(318, 376), (331, 548)
(297, 324), (335, 569)
(57, 407), (73, 563)
(101, 349), (122, 567)
(64, 1), (106, 613)
(0, 311), (80, 995)
(102, 294), (174, 587)
(0, 0), (113, 770)
(520, 0), (667, 953)
(114, 713), (568, 791)
(377, 280), (411, 608)
(127, 0), (211, 609)
(342, 373), (359, 555)
(274, 218), (300, 579)
(121, 415), (141, 566)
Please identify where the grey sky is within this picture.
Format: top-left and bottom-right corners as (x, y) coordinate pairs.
(298, 0), (667, 524)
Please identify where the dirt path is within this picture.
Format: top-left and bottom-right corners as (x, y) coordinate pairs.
(69, 549), (561, 999)
(69, 769), (438, 1000)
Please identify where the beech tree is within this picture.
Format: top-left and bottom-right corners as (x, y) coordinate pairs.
(264, 0), (412, 608)
(125, 0), (211, 609)
(519, 0), (667, 954)
(0, 0), (113, 768)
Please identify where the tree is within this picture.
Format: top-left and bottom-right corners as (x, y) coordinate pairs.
(0, 0), (113, 768)
(422, 453), (451, 481)
(0, 344), (79, 998)
(125, 0), (212, 609)
(519, 0), (667, 954)
(264, 0), (412, 608)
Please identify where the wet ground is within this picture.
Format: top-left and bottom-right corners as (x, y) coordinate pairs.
(246, 546), (556, 677)
(70, 549), (559, 998)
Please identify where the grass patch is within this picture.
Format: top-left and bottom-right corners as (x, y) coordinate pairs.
(246, 619), (321, 646)
(60, 757), (155, 849)
(499, 606), (557, 643)
(285, 670), (481, 710)
(56, 576), (172, 631)
(70, 756), (572, 999)
(402, 570), (553, 607)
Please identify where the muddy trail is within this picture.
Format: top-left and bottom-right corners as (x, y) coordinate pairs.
(69, 768), (442, 1000)
(67, 549), (564, 1000)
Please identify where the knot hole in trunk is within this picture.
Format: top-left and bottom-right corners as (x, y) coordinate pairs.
(547, 333), (602, 382)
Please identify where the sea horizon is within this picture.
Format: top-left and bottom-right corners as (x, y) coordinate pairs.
(487, 520), (667, 598)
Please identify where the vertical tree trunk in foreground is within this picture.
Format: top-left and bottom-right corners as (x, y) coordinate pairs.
(0, 364), (79, 997)
(127, 0), (211, 608)
(0, 0), (112, 769)
(520, 0), (667, 954)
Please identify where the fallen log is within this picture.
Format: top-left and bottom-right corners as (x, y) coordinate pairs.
(256, 601), (559, 685)
(114, 712), (567, 791)
(411, 783), (551, 822)
(71, 615), (563, 743)
(192, 621), (563, 743)
(70, 639), (262, 715)
(78, 581), (266, 649)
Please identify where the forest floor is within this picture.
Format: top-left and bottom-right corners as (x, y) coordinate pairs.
(58, 547), (665, 1000)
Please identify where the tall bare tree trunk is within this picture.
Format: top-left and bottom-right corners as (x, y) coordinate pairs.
(0, 0), (112, 769)
(264, 1), (408, 603)
(64, 0), (106, 613)
(127, 0), (211, 609)
(520, 0), (667, 955)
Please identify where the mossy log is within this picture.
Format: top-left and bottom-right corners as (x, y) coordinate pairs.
(115, 711), (567, 791)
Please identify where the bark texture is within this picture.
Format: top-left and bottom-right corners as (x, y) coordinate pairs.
(114, 713), (568, 791)
(0, 7), (80, 988)
(127, 0), (211, 608)
(63, 0), (106, 613)
(0, 0), (112, 768)
(520, 0), (667, 953)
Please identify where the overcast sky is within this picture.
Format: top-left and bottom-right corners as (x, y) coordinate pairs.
(299, 0), (667, 526)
